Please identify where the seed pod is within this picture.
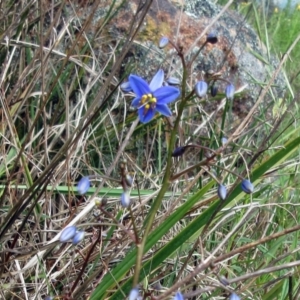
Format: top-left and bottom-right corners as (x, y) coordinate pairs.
(195, 81), (208, 98)
(210, 85), (218, 97)
(77, 176), (90, 195)
(206, 32), (218, 44)
(225, 83), (235, 100)
(159, 37), (169, 48)
(60, 226), (77, 243)
(125, 174), (133, 187)
(172, 146), (186, 157)
(241, 179), (254, 194)
(217, 184), (227, 201)
(72, 231), (85, 245)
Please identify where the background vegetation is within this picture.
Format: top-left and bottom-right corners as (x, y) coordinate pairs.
(0, 0), (300, 299)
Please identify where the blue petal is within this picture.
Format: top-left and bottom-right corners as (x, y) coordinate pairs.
(156, 103), (172, 117)
(138, 107), (155, 123)
(131, 96), (141, 108)
(129, 75), (151, 97)
(153, 86), (180, 104)
(149, 69), (164, 91)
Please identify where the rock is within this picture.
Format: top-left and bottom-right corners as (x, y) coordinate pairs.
(63, 0), (284, 119)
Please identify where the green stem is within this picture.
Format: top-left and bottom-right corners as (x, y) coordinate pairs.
(133, 52), (189, 286)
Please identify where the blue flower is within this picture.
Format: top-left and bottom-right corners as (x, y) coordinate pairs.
(120, 191), (131, 208)
(173, 291), (184, 300)
(195, 81), (208, 98)
(72, 231), (85, 245)
(229, 293), (241, 300)
(218, 184), (227, 200)
(128, 287), (139, 300)
(120, 81), (133, 93)
(241, 179), (254, 194)
(77, 176), (90, 195)
(129, 70), (180, 123)
(159, 37), (169, 48)
(225, 84), (235, 100)
(60, 226), (77, 243)
(221, 137), (228, 146)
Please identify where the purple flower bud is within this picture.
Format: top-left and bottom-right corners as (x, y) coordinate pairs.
(210, 85), (218, 97)
(159, 37), (169, 48)
(221, 137), (228, 146)
(172, 146), (186, 157)
(128, 287), (139, 300)
(120, 81), (132, 93)
(218, 184), (227, 200)
(60, 226), (77, 243)
(173, 291), (184, 300)
(241, 179), (254, 194)
(167, 77), (181, 85)
(206, 32), (218, 44)
(77, 176), (90, 195)
(229, 293), (241, 300)
(72, 231), (85, 245)
(45, 297), (53, 300)
(195, 81), (208, 98)
(225, 84), (235, 100)
(125, 174), (133, 187)
(120, 191), (131, 208)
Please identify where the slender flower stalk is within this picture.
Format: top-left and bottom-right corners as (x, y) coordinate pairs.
(129, 70), (180, 123)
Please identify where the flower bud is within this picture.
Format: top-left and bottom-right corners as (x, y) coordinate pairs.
(206, 32), (218, 44)
(210, 85), (218, 97)
(229, 293), (241, 300)
(195, 81), (208, 98)
(217, 184), (227, 200)
(221, 137), (228, 146)
(77, 176), (90, 195)
(225, 84), (235, 100)
(72, 231), (85, 245)
(45, 297), (53, 300)
(167, 77), (181, 85)
(219, 275), (229, 286)
(159, 37), (169, 48)
(125, 174), (133, 187)
(128, 287), (139, 300)
(121, 191), (131, 208)
(173, 291), (184, 300)
(120, 81), (132, 93)
(241, 179), (254, 194)
(60, 226), (77, 243)
(172, 146), (186, 157)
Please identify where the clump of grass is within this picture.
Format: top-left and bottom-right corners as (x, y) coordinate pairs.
(1, 0), (300, 300)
